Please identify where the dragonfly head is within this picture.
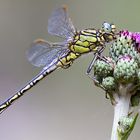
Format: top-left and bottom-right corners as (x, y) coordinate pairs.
(101, 22), (117, 42)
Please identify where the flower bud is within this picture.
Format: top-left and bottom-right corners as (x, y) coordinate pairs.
(94, 58), (114, 78)
(114, 55), (138, 84)
(102, 76), (116, 91)
(110, 30), (140, 64)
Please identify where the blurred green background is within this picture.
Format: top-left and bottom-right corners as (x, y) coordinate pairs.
(0, 0), (139, 140)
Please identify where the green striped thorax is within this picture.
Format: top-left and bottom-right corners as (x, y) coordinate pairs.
(69, 22), (116, 54)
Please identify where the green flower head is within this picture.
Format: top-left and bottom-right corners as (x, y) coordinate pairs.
(94, 30), (140, 103)
(110, 30), (140, 64)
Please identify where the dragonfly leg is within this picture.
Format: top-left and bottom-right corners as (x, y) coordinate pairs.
(86, 45), (106, 75)
(86, 46), (108, 88)
(86, 53), (101, 84)
(97, 54), (110, 64)
(87, 65), (106, 91)
(86, 53), (99, 75)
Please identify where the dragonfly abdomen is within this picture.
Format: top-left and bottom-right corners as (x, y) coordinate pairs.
(0, 64), (58, 114)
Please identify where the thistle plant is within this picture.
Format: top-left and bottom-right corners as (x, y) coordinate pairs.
(93, 30), (140, 140)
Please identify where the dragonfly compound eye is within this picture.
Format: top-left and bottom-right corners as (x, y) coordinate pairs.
(102, 22), (112, 33)
(102, 22), (117, 42)
(102, 22), (116, 34)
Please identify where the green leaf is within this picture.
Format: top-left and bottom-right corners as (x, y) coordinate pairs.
(117, 113), (139, 140)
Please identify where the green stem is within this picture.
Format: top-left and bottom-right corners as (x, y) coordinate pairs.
(111, 85), (131, 140)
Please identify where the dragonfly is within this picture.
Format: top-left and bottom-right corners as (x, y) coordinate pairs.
(0, 6), (116, 114)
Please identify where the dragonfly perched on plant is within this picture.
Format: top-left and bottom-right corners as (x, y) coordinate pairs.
(0, 6), (116, 114)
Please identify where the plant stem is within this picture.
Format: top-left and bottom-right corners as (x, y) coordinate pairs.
(111, 86), (131, 140)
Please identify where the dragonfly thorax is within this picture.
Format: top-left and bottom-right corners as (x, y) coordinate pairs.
(69, 29), (105, 54)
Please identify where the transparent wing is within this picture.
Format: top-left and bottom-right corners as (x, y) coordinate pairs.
(26, 39), (69, 67)
(48, 6), (76, 39)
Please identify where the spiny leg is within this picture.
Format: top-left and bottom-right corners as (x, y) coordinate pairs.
(86, 53), (101, 84)
(86, 46), (108, 88)
(86, 45), (106, 77)
(86, 53), (99, 75)
(86, 55), (106, 90)
(86, 45), (106, 74)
